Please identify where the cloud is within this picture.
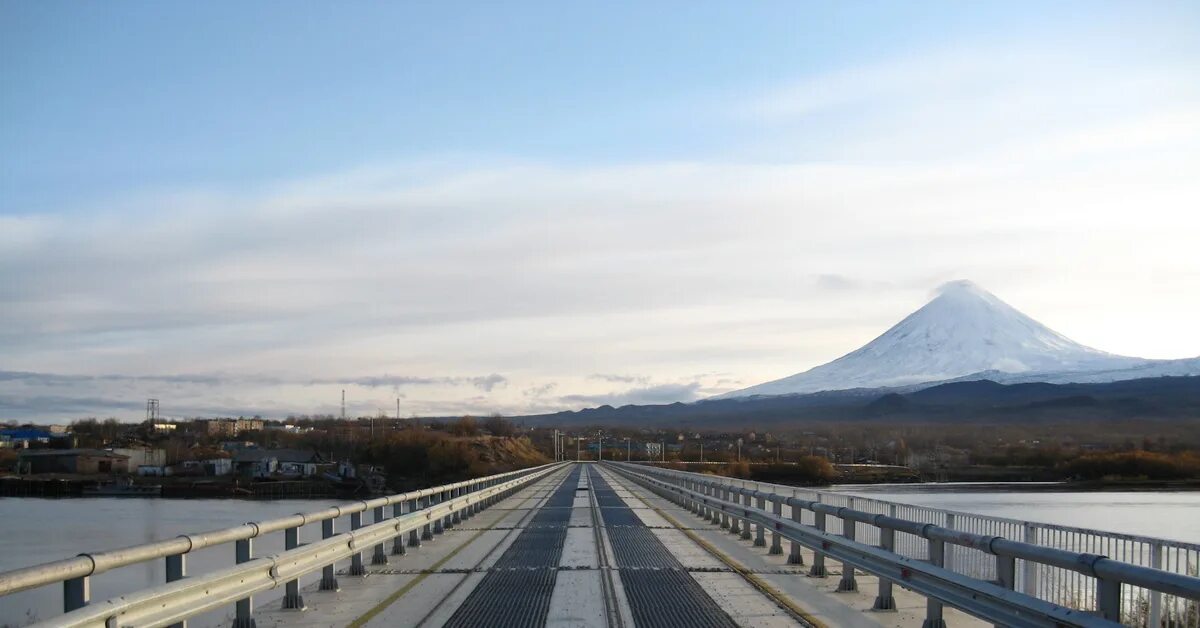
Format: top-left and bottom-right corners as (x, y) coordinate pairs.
(522, 382), (558, 399)
(468, 374), (508, 392)
(0, 370), (277, 387)
(311, 373), (506, 391)
(588, 373), (650, 385)
(560, 382), (704, 407)
(2, 35), (1198, 422)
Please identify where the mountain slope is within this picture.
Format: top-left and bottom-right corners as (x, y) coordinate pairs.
(513, 375), (1200, 427)
(721, 280), (1150, 398)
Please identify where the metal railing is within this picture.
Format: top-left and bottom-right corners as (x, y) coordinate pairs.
(0, 462), (567, 628)
(607, 462), (1200, 628)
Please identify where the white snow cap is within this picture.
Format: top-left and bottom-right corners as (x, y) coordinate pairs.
(718, 280), (1153, 398)
(935, 279), (990, 297)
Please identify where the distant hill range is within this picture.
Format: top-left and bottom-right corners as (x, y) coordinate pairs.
(516, 375), (1200, 427)
(513, 281), (1199, 427)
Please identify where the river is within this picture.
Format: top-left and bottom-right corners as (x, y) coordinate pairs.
(0, 497), (340, 627)
(834, 483), (1200, 543)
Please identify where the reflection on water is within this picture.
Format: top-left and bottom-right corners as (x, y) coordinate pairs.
(833, 484), (1200, 543)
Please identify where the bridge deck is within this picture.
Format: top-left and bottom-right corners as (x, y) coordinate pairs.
(251, 464), (987, 627)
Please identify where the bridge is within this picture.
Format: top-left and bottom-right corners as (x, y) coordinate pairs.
(1, 462), (1197, 627)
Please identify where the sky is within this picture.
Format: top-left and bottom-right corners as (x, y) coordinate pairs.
(2, 1), (1199, 422)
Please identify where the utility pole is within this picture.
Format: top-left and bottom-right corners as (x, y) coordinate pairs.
(700, 442), (704, 463)
(396, 398), (400, 421)
(341, 390), (346, 420)
(576, 437), (580, 461)
(661, 441), (666, 463)
(626, 438), (631, 461)
(737, 439), (742, 462)
(597, 431), (603, 462)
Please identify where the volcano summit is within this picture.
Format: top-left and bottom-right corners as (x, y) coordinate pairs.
(721, 280), (1198, 398)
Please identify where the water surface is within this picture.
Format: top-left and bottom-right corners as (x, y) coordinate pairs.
(834, 484), (1200, 543)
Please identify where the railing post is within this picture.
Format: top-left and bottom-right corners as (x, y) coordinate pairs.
(944, 513), (956, 573)
(996, 553), (1016, 590)
(233, 537), (255, 628)
(411, 497), (425, 546)
(873, 527), (896, 610)
(720, 486), (731, 529)
(372, 505), (389, 565)
(166, 552), (187, 628)
(729, 488), (741, 534)
(63, 575), (89, 613)
(741, 491), (753, 541)
(787, 494), (804, 565)
(754, 493), (767, 547)
(442, 489), (454, 530)
(992, 552), (1016, 628)
(836, 510), (858, 592)
(1149, 542), (1163, 628)
(1096, 576), (1122, 622)
(320, 518), (339, 591)
(392, 501), (407, 555)
(1022, 522), (1039, 596)
(349, 511), (367, 576)
(810, 508), (828, 577)
(432, 493), (444, 535)
(769, 496), (783, 555)
(282, 524), (304, 610)
(923, 539), (947, 628)
(452, 487), (462, 525)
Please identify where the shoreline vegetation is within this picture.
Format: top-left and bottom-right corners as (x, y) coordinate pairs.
(3, 415), (1199, 499)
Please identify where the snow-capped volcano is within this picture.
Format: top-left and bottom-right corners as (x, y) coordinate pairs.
(722, 280), (1156, 398)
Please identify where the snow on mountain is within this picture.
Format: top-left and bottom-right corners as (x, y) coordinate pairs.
(721, 280), (1157, 398)
(964, 357), (1200, 386)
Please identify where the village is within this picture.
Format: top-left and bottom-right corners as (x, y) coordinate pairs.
(0, 417), (385, 498)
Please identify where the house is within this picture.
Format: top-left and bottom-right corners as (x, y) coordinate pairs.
(233, 448), (322, 479)
(233, 450), (277, 478)
(177, 457), (233, 476)
(109, 447), (167, 469)
(198, 418), (264, 437)
(199, 420), (237, 437)
(137, 465), (173, 477)
(18, 449), (130, 474)
(0, 428), (54, 448)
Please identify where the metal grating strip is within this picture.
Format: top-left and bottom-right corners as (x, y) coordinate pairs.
(588, 466), (739, 628)
(444, 467), (581, 628)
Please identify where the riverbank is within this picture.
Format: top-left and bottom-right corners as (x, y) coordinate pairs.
(0, 474), (341, 499)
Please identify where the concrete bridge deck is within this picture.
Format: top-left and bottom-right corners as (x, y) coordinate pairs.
(252, 463), (985, 628)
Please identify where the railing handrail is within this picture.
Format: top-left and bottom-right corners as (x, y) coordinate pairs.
(628, 461), (1200, 552)
(609, 461), (1200, 625)
(24, 463), (571, 628)
(0, 462), (562, 598)
(616, 462), (1200, 596)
